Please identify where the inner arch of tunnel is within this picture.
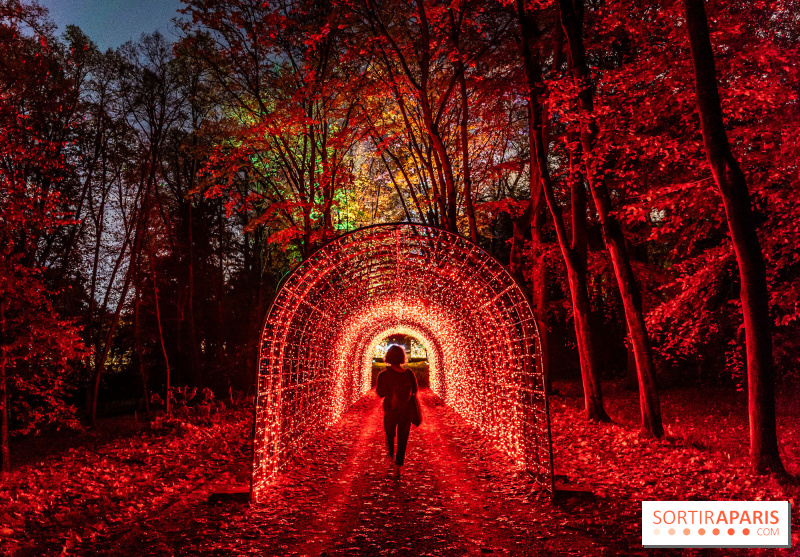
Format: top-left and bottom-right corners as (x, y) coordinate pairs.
(251, 223), (553, 501)
(345, 320), (444, 395)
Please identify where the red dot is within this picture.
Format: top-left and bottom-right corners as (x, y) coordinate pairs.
(713, 528), (720, 535)
(683, 528), (691, 535)
(698, 528), (706, 535)
(728, 528), (735, 536)
(743, 528), (750, 535)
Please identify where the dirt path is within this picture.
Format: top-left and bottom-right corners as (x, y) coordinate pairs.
(98, 390), (607, 556)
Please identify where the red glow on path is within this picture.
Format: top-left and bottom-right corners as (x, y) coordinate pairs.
(244, 391), (587, 555)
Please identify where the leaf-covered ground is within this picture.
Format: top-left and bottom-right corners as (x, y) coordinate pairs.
(1, 382), (798, 556)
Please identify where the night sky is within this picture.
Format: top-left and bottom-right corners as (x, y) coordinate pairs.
(42, 0), (184, 51)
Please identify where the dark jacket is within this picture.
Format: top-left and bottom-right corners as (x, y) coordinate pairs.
(376, 367), (419, 416)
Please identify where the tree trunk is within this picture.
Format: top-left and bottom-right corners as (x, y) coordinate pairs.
(457, 59), (479, 244)
(90, 230), (137, 426)
(90, 177), (148, 426)
(394, 93), (446, 226)
(683, 0), (784, 473)
(133, 256), (150, 423)
(151, 253), (171, 417)
(517, 0), (608, 422)
(561, 241), (609, 421)
(624, 330), (638, 390)
(187, 201), (201, 391)
(381, 151), (414, 222)
(217, 203), (226, 368)
(509, 14), (562, 397)
(569, 145), (588, 264)
(377, 136), (429, 224)
(509, 203), (532, 285)
(0, 302), (9, 474)
(601, 210), (663, 435)
(529, 18), (564, 397)
(85, 161), (107, 413)
(424, 118), (458, 233)
(320, 124), (334, 241)
(531, 202), (551, 395)
(558, 0), (662, 435)
(415, 1), (458, 233)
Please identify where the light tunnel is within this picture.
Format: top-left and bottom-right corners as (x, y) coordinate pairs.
(251, 223), (553, 501)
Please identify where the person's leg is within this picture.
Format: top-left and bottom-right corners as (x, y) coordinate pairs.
(383, 411), (396, 460)
(395, 419), (412, 466)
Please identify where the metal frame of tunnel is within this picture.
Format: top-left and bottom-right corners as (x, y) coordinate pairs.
(251, 223), (554, 502)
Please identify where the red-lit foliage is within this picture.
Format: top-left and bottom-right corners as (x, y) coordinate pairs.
(1, 388), (797, 554)
(581, 0), (800, 380)
(0, 2), (799, 554)
(0, 2), (84, 467)
(0, 0), (797, 481)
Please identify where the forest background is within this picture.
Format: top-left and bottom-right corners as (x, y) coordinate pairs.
(0, 0), (798, 472)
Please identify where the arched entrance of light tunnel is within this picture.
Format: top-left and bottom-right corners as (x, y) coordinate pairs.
(251, 223), (554, 502)
(372, 332), (432, 388)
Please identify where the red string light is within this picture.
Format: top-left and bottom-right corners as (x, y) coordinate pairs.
(251, 224), (553, 501)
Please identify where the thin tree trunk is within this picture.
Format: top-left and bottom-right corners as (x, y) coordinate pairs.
(683, 0), (783, 473)
(217, 203), (225, 368)
(569, 145), (588, 263)
(134, 284), (150, 421)
(509, 199), (552, 397)
(379, 151), (414, 222)
(416, 2), (458, 232)
(393, 92), (446, 225)
(567, 144), (594, 400)
(306, 118), (316, 253)
(151, 253), (171, 417)
(625, 330), (638, 390)
(187, 201), (200, 390)
(517, 0), (609, 422)
(85, 148), (114, 413)
(85, 194), (104, 412)
(457, 59), (479, 243)
(381, 144), (428, 224)
(425, 127), (458, 232)
(530, 18), (563, 396)
(510, 203), (532, 285)
(90, 257), (135, 426)
(320, 123), (334, 241)
(556, 218), (609, 422)
(600, 201), (663, 435)
(133, 231), (150, 422)
(0, 302), (9, 474)
(90, 179), (148, 426)
(530, 206), (551, 395)
(557, 0), (662, 435)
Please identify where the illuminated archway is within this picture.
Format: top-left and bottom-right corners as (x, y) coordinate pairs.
(251, 224), (553, 501)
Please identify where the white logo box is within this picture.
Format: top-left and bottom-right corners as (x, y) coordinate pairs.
(642, 501), (791, 548)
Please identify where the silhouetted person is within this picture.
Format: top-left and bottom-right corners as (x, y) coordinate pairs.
(376, 345), (418, 477)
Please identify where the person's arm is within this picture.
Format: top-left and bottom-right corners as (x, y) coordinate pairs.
(376, 370), (386, 398)
(410, 369), (419, 395)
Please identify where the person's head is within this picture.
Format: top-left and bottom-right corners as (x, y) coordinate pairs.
(384, 345), (406, 367)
